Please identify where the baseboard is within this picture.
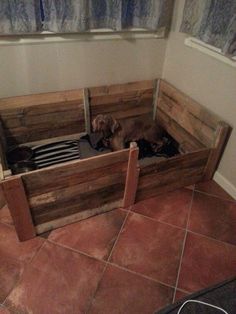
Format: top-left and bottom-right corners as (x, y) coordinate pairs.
(213, 171), (236, 200)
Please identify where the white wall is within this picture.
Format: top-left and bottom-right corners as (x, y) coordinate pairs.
(0, 38), (167, 98)
(163, 0), (236, 191)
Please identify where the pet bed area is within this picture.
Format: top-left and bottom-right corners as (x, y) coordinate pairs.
(0, 79), (231, 241)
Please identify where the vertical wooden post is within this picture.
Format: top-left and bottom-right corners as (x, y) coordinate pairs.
(152, 79), (160, 121)
(2, 177), (36, 241)
(83, 88), (91, 134)
(204, 121), (231, 180)
(122, 142), (140, 208)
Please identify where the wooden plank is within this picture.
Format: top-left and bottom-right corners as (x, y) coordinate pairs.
(157, 80), (223, 148)
(0, 89), (85, 145)
(158, 93), (214, 147)
(4, 120), (85, 146)
(203, 121), (231, 180)
(90, 89), (153, 106)
(1, 177), (36, 241)
(29, 171), (127, 208)
(123, 143), (140, 208)
(159, 80), (220, 129)
(91, 98), (153, 116)
(33, 183), (125, 225)
(137, 149), (210, 201)
(89, 80), (154, 97)
(0, 89), (84, 110)
(83, 88), (91, 134)
(139, 149), (210, 176)
(35, 200), (122, 234)
(152, 79), (160, 121)
(156, 108), (205, 151)
(22, 150), (130, 196)
(137, 174), (202, 202)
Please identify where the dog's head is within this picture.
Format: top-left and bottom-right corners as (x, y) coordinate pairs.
(92, 114), (120, 137)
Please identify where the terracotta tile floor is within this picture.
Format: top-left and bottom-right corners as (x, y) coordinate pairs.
(0, 180), (236, 314)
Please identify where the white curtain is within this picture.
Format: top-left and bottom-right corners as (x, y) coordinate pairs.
(0, 0), (41, 34)
(180, 0), (236, 56)
(42, 0), (174, 33)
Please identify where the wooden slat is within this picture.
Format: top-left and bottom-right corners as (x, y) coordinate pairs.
(89, 80), (154, 97)
(90, 82), (153, 123)
(152, 79), (160, 121)
(156, 108), (205, 151)
(91, 98), (153, 117)
(29, 171), (126, 208)
(33, 183), (125, 225)
(35, 200), (122, 234)
(83, 88), (91, 134)
(0, 89), (85, 145)
(137, 174), (202, 202)
(90, 89), (153, 105)
(204, 122), (231, 180)
(157, 80), (222, 148)
(123, 143), (140, 208)
(159, 80), (220, 129)
(22, 149), (130, 197)
(1, 177), (35, 241)
(4, 122), (85, 146)
(137, 149), (210, 202)
(0, 89), (84, 110)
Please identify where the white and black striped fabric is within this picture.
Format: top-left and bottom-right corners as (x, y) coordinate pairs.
(32, 140), (80, 169)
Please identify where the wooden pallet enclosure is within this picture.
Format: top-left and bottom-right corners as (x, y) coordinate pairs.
(0, 79), (231, 240)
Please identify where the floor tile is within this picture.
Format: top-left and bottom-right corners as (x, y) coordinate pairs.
(89, 264), (174, 314)
(0, 306), (10, 314)
(189, 193), (236, 245)
(174, 290), (189, 302)
(195, 180), (235, 201)
(110, 213), (185, 286)
(0, 223), (44, 303)
(5, 241), (105, 314)
(0, 206), (13, 226)
(132, 188), (192, 228)
(49, 209), (127, 260)
(178, 232), (236, 293)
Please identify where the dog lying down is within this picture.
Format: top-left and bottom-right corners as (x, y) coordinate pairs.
(92, 114), (165, 152)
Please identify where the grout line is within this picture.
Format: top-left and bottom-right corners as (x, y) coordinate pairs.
(194, 189), (236, 203)
(172, 189), (195, 303)
(85, 207), (131, 314)
(107, 261), (176, 290)
(0, 220), (15, 229)
(47, 239), (106, 264)
(2, 238), (47, 306)
(186, 229), (236, 248)
(131, 209), (185, 231)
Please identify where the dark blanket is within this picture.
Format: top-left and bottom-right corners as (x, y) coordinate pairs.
(156, 277), (236, 314)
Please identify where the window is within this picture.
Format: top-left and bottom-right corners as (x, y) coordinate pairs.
(180, 0), (236, 58)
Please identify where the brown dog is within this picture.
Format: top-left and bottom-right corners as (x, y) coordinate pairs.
(92, 114), (164, 151)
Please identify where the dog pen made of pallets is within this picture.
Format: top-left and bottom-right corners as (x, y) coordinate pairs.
(0, 79), (231, 241)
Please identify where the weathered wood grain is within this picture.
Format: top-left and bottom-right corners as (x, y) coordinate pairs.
(90, 81), (154, 122)
(156, 107), (205, 151)
(33, 182), (125, 225)
(157, 80), (223, 148)
(204, 122), (231, 180)
(22, 150), (129, 196)
(89, 80), (154, 97)
(123, 143), (140, 208)
(137, 149), (210, 202)
(35, 200), (122, 234)
(1, 177), (35, 241)
(0, 90), (85, 145)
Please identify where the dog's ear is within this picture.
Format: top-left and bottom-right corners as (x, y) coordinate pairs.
(92, 114), (105, 132)
(110, 118), (120, 133)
